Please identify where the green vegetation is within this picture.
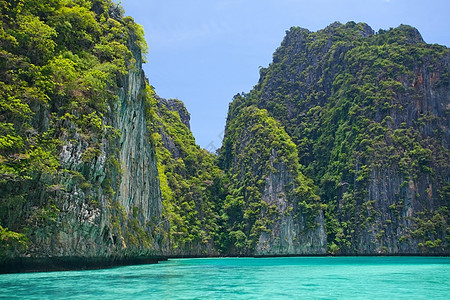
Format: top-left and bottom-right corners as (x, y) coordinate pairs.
(0, 0), (447, 261)
(225, 22), (449, 253)
(0, 225), (27, 258)
(150, 96), (227, 253)
(0, 0), (148, 257)
(218, 105), (320, 254)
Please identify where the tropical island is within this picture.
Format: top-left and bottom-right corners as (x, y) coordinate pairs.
(0, 0), (448, 273)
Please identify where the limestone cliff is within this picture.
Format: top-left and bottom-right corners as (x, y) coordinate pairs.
(218, 106), (326, 255)
(152, 96), (224, 257)
(0, 0), (168, 271)
(256, 159), (326, 255)
(227, 22), (449, 255)
(26, 39), (166, 261)
(1, 1), (448, 272)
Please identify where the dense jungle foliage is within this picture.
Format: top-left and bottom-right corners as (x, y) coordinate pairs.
(0, 0), (148, 256)
(218, 105), (321, 254)
(149, 96), (227, 254)
(224, 22), (449, 253)
(1, 0), (448, 259)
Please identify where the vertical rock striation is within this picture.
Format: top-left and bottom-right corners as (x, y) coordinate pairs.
(25, 32), (167, 263)
(225, 22), (449, 255)
(219, 106), (326, 256)
(1, 2), (448, 271)
(0, 1), (168, 271)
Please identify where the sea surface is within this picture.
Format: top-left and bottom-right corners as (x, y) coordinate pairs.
(0, 256), (449, 299)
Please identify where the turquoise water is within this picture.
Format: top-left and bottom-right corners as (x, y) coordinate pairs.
(0, 257), (449, 299)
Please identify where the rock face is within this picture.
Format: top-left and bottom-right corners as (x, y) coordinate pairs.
(151, 96), (224, 257)
(157, 97), (191, 130)
(0, 1), (169, 271)
(219, 106), (326, 256)
(1, 3), (448, 271)
(25, 35), (167, 261)
(256, 161), (326, 255)
(226, 22), (449, 255)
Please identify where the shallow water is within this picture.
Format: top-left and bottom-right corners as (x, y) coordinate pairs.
(1, 256), (449, 299)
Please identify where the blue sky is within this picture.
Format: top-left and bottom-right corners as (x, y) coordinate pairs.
(120, 0), (450, 151)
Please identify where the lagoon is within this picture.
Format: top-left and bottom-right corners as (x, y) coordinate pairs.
(1, 257), (449, 299)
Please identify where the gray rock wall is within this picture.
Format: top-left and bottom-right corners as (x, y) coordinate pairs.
(255, 157), (326, 255)
(22, 38), (168, 262)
